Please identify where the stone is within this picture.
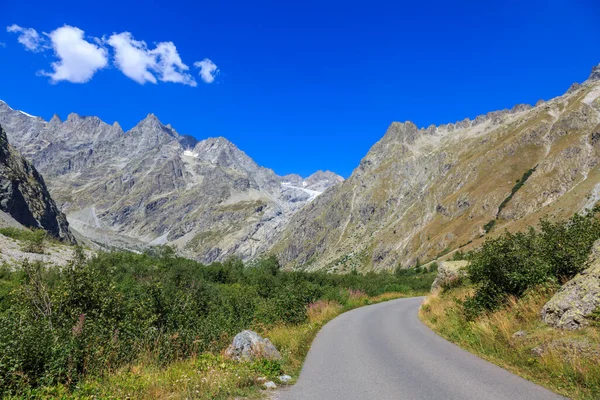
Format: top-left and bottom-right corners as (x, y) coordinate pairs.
(224, 330), (282, 361)
(278, 374), (292, 383)
(512, 330), (527, 339)
(541, 240), (600, 330)
(531, 346), (545, 357)
(430, 261), (469, 292)
(263, 381), (277, 389)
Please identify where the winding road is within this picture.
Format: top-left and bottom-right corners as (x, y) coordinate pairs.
(278, 297), (563, 400)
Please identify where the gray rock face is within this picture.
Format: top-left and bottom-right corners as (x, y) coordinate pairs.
(0, 123), (74, 243)
(0, 100), (342, 261)
(541, 241), (600, 330)
(431, 261), (469, 292)
(224, 330), (282, 361)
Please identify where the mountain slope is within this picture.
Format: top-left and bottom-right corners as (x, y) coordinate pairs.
(0, 123), (74, 242)
(0, 103), (342, 262)
(273, 65), (600, 272)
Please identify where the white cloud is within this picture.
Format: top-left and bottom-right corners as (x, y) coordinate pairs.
(107, 32), (157, 84)
(106, 32), (196, 86)
(8, 23), (214, 87)
(39, 25), (108, 83)
(6, 24), (46, 52)
(0, 42), (5, 48)
(194, 58), (218, 83)
(150, 42), (196, 86)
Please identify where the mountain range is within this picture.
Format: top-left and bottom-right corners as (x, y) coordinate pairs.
(1, 64), (599, 271)
(274, 65), (600, 271)
(0, 103), (343, 262)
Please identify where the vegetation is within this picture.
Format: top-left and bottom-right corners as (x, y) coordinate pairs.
(0, 227), (49, 254)
(420, 207), (600, 399)
(496, 167), (537, 216)
(420, 287), (600, 399)
(0, 248), (435, 397)
(466, 209), (600, 317)
(483, 167), (536, 234)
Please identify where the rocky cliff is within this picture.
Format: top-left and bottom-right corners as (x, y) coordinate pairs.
(0, 103), (342, 262)
(273, 65), (600, 272)
(0, 123), (74, 242)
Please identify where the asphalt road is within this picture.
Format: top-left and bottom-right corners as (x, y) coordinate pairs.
(278, 297), (564, 400)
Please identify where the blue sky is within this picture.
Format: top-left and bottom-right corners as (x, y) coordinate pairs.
(0, 0), (599, 178)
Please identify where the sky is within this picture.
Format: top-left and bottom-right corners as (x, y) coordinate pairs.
(0, 0), (599, 178)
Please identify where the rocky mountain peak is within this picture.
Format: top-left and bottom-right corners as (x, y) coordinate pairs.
(383, 121), (420, 144)
(66, 112), (82, 122)
(589, 64), (600, 82)
(127, 113), (181, 148)
(49, 114), (62, 124)
(136, 113), (165, 129)
(193, 137), (257, 169)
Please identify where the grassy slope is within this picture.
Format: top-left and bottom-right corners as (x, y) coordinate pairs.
(419, 287), (600, 399)
(24, 292), (418, 399)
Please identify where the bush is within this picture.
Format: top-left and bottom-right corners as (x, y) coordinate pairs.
(465, 209), (600, 318)
(0, 227), (48, 254)
(0, 250), (434, 395)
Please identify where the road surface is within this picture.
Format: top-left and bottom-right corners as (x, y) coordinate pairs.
(278, 297), (563, 400)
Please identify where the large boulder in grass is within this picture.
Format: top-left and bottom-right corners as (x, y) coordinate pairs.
(224, 330), (282, 361)
(541, 241), (600, 330)
(431, 260), (469, 292)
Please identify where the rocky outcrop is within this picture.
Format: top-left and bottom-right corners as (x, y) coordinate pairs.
(0, 101), (342, 261)
(587, 64), (600, 82)
(0, 124), (74, 243)
(541, 241), (600, 330)
(273, 66), (600, 272)
(224, 330), (282, 361)
(431, 261), (469, 292)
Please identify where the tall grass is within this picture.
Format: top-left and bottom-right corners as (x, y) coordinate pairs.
(420, 287), (600, 399)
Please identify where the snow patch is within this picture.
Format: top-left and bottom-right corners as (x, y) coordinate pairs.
(183, 149), (199, 158)
(281, 182), (322, 201)
(18, 110), (36, 118)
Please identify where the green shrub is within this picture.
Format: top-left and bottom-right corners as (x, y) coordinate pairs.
(0, 249), (433, 395)
(0, 227), (48, 254)
(466, 209), (600, 318)
(483, 219), (496, 233)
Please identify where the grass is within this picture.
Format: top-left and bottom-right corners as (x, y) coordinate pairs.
(0, 227), (51, 254)
(26, 291), (416, 399)
(419, 286), (600, 399)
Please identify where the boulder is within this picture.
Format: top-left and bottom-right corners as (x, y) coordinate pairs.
(263, 381), (277, 389)
(224, 330), (282, 361)
(541, 241), (600, 330)
(431, 260), (469, 292)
